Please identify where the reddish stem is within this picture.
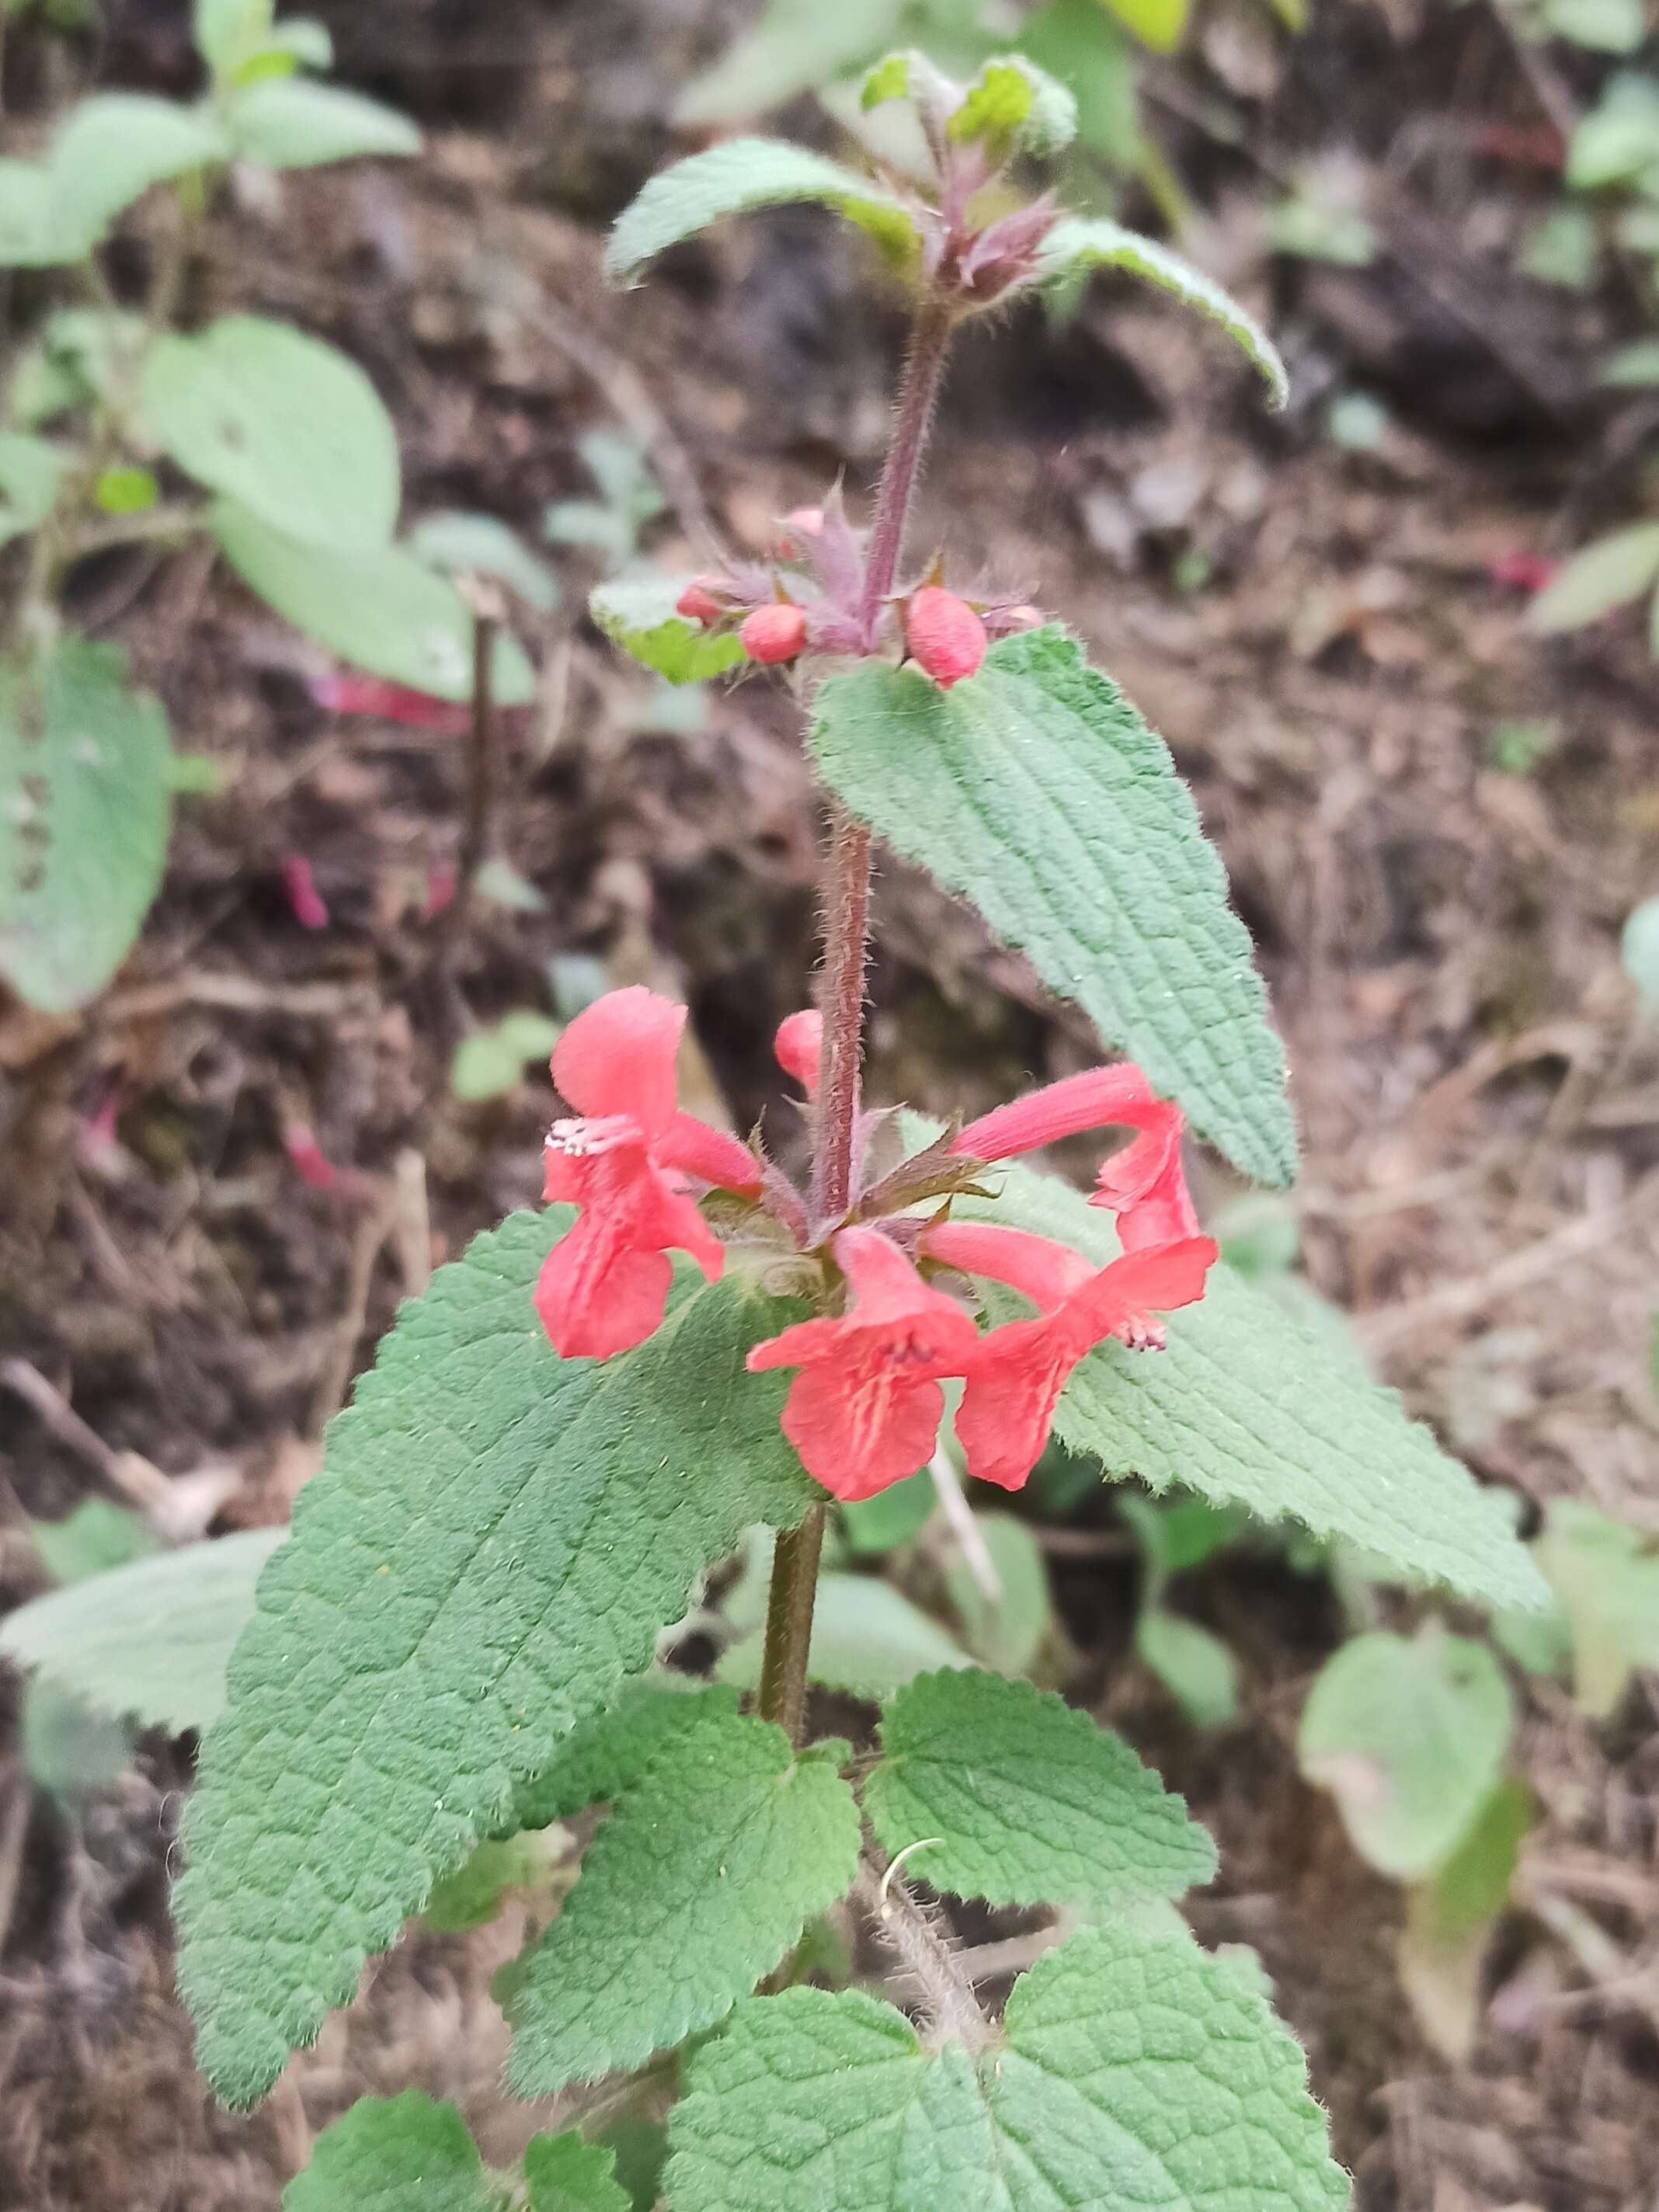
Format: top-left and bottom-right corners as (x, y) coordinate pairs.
(758, 297), (959, 1748)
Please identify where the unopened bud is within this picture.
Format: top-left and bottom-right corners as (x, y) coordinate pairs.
(740, 602), (809, 665)
(906, 587), (986, 688)
(782, 506), (824, 538)
(676, 583), (726, 627)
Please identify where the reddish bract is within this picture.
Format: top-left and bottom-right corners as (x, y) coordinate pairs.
(535, 987), (761, 1361)
(905, 587), (986, 688)
(746, 1227), (979, 1501)
(740, 603), (809, 665)
(926, 1223), (1216, 1490)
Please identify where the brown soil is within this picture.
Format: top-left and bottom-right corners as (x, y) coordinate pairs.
(2, 3), (1657, 2207)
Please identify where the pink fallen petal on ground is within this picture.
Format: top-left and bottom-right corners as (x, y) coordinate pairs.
(283, 1125), (339, 1191)
(1489, 551), (1557, 594)
(281, 855), (330, 931)
(310, 673), (474, 736)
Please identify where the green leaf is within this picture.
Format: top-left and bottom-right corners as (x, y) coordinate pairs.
(954, 1149), (1549, 1611)
(680, 0), (901, 125)
(231, 17), (335, 79)
(604, 139), (920, 286)
(1526, 523), (1659, 634)
(947, 56), (1079, 162)
(1396, 1777), (1531, 2063)
(667, 1923), (1347, 2210)
(283, 2092), (495, 2212)
(11, 308), (148, 423)
(1534, 1500), (1659, 1716)
(524, 2133), (630, 2212)
(511, 1678), (735, 1832)
(0, 633), (173, 1013)
(942, 1510), (1052, 1675)
(1018, 1), (1138, 163)
(30, 1498), (157, 1585)
(864, 1668), (1215, 1908)
(23, 1678), (134, 1801)
(1035, 218), (1288, 406)
(840, 1465), (935, 1555)
(0, 159), (59, 268)
(1298, 1626), (1512, 1878)
(1119, 1489), (1249, 1580)
(504, 1701), (861, 2095)
(450, 1010), (562, 1103)
(1542, 0), (1645, 50)
(1620, 896), (1659, 1013)
(176, 1211), (816, 2107)
(1095, 0), (1189, 52)
(0, 1528), (283, 1731)
(195, 0), (273, 77)
(1567, 70), (1659, 187)
(47, 96), (228, 259)
(409, 510), (560, 612)
(718, 1569), (970, 1698)
(95, 465), (160, 517)
(1136, 1606), (1240, 1727)
(812, 630), (1295, 1186)
(589, 573), (746, 685)
(212, 502), (536, 705)
(1598, 338), (1659, 388)
(225, 79), (422, 169)
(142, 316), (400, 552)
(0, 431), (62, 547)
(860, 50), (921, 113)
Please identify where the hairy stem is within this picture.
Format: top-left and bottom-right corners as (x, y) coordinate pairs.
(756, 1505), (826, 1745)
(757, 295), (959, 1747)
(853, 1849), (991, 2054)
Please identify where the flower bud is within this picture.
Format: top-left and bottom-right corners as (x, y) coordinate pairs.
(676, 583), (726, 628)
(782, 506), (824, 538)
(740, 602), (809, 665)
(906, 587), (986, 688)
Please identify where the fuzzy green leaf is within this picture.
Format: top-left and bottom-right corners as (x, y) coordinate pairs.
(196, 0), (274, 76)
(48, 96), (228, 259)
(1, 1529), (283, 1732)
(510, 1678), (730, 1832)
(213, 501), (536, 704)
(1298, 1626), (1513, 1878)
(29, 1498), (157, 1586)
(524, 2134), (630, 2212)
(1035, 217), (1287, 406)
(1136, 1607), (1241, 1727)
(143, 316), (400, 551)
(225, 78), (421, 168)
(590, 574), (746, 685)
(865, 1668), (1215, 1909)
(0, 431), (63, 547)
(812, 629), (1295, 1186)
(505, 1702), (861, 2095)
(283, 2092), (494, 2212)
(0, 633), (172, 1012)
(1535, 1499), (1659, 1716)
(604, 139), (920, 285)
(948, 56), (1078, 160)
(176, 1212), (816, 2107)
(667, 1923), (1347, 2210)
(718, 1569), (970, 1697)
(942, 1146), (1549, 1612)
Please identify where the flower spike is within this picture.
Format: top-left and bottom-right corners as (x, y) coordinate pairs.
(746, 1226), (978, 1501)
(535, 987), (760, 1362)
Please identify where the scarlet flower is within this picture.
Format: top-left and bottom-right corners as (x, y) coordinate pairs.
(925, 1222), (1216, 1490)
(740, 602), (809, 664)
(746, 1226), (979, 1501)
(774, 1009), (822, 1097)
(536, 987), (761, 1362)
(906, 586), (986, 688)
(951, 1063), (1198, 1252)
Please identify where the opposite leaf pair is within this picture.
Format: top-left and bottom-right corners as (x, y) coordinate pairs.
(531, 986), (1218, 1500)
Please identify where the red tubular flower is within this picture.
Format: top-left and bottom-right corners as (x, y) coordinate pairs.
(906, 587), (986, 688)
(740, 603), (809, 665)
(951, 1063), (1199, 1252)
(536, 987), (761, 1362)
(924, 1222), (1216, 1490)
(746, 1226), (979, 1501)
(774, 1010), (822, 1097)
